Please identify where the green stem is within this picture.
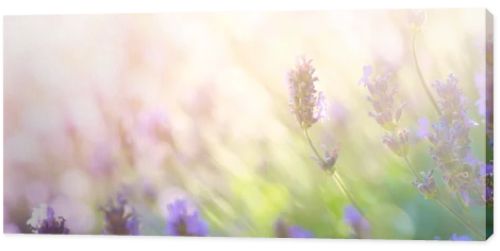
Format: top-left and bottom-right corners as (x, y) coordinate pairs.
(403, 156), (422, 179)
(412, 31), (441, 116)
(435, 199), (483, 240)
(304, 129), (325, 166)
(303, 128), (368, 219)
(331, 172), (368, 218)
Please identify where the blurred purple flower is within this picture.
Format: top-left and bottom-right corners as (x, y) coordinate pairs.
(288, 57), (324, 129)
(416, 117), (430, 139)
(382, 129), (409, 157)
(482, 163), (494, 176)
(361, 65), (403, 131)
(165, 199), (208, 236)
(450, 233), (472, 241)
(318, 145), (339, 172)
(89, 143), (115, 176)
(137, 108), (174, 144)
(329, 101), (349, 127)
(479, 163), (493, 176)
(413, 170), (437, 199)
(344, 205), (370, 238)
(274, 219), (313, 238)
(429, 74), (482, 205)
(288, 226), (313, 238)
(102, 194), (139, 235)
(27, 204), (69, 234)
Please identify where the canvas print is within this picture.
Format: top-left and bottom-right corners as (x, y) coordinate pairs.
(3, 9), (493, 240)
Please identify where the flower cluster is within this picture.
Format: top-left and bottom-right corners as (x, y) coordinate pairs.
(288, 57), (326, 129)
(165, 199), (208, 236)
(360, 65), (408, 156)
(382, 129), (409, 157)
(413, 170), (437, 199)
(343, 205), (370, 238)
(428, 74), (482, 205)
(27, 204), (70, 234)
(288, 57), (338, 173)
(102, 194), (139, 235)
(320, 146), (339, 172)
(361, 65), (440, 200)
(274, 219), (313, 238)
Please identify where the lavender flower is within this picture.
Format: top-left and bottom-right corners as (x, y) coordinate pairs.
(416, 117), (431, 139)
(344, 205), (370, 238)
(361, 65), (404, 132)
(274, 219), (313, 238)
(382, 129), (409, 157)
(165, 199), (208, 236)
(102, 194), (139, 235)
(288, 57), (325, 129)
(432, 74), (475, 127)
(428, 74), (482, 204)
(288, 57), (338, 173)
(321, 146), (339, 172)
(413, 170), (437, 199)
(27, 204), (69, 234)
(362, 65), (411, 159)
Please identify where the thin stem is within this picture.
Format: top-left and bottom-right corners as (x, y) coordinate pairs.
(303, 129), (325, 166)
(411, 31), (441, 116)
(403, 156), (422, 179)
(435, 199), (483, 240)
(303, 128), (368, 219)
(331, 172), (368, 218)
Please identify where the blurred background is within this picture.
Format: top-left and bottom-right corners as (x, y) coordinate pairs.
(3, 9), (490, 238)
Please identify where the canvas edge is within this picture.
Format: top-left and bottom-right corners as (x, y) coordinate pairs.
(485, 8), (494, 241)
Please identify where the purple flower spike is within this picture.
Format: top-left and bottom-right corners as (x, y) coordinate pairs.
(274, 219), (313, 238)
(165, 199), (208, 236)
(102, 194), (140, 235)
(344, 205), (370, 238)
(288, 57), (325, 129)
(27, 204), (70, 234)
(361, 65), (402, 132)
(429, 74), (483, 205)
(287, 225), (314, 238)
